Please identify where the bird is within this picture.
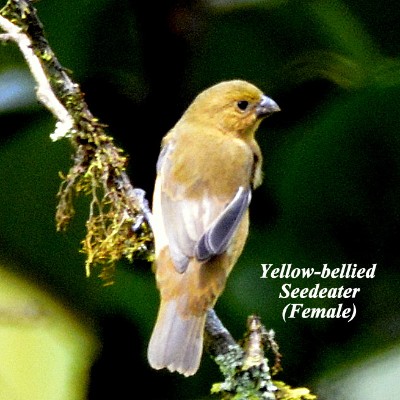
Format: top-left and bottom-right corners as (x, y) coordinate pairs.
(147, 79), (280, 376)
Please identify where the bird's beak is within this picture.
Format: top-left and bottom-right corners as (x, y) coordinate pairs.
(256, 95), (280, 118)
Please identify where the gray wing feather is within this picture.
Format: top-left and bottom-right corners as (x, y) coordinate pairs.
(169, 245), (190, 273)
(195, 187), (251, 261)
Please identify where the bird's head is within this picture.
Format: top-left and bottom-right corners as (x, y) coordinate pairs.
(183, 80), (280, 138)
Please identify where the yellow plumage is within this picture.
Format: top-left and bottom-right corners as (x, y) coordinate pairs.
(148, 80), (280, 376)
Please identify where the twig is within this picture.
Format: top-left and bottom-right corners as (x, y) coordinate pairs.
(0, 9), (74, 139)
(0, 0), (154, 282)
(208, 313), (278, 400)
(205, 309), (238, 357)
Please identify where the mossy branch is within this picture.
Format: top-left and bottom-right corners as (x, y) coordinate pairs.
(0, 2), (317, 398)
(0, 0), (154, 283)
(206, 312), (316, 400)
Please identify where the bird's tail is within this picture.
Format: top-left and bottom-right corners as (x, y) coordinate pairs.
(147, 298), (206, 377)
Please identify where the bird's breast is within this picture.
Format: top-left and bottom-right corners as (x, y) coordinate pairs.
(167, 129), (254, 199)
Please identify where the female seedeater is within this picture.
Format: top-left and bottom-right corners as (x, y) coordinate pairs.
(148, 80), (280, 376)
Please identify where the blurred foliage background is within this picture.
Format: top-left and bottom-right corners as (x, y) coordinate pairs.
(0, 0), (399, 399)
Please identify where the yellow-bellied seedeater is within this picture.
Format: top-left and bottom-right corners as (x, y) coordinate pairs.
(148, 80), (280, 376)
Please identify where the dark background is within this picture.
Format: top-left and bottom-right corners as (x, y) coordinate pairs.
(0, 0), (399, 399)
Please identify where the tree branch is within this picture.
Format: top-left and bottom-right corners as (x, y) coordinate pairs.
(0, 0), (154, 283)
(0, 2), (74, 140)
(205, 309), (238, 357)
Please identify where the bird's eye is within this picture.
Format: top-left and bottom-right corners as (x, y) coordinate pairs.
(237, 100), (249, 111)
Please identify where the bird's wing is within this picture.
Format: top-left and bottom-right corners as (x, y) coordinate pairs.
(155, 141), (251, 273)
(194, 186), (251, 261)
